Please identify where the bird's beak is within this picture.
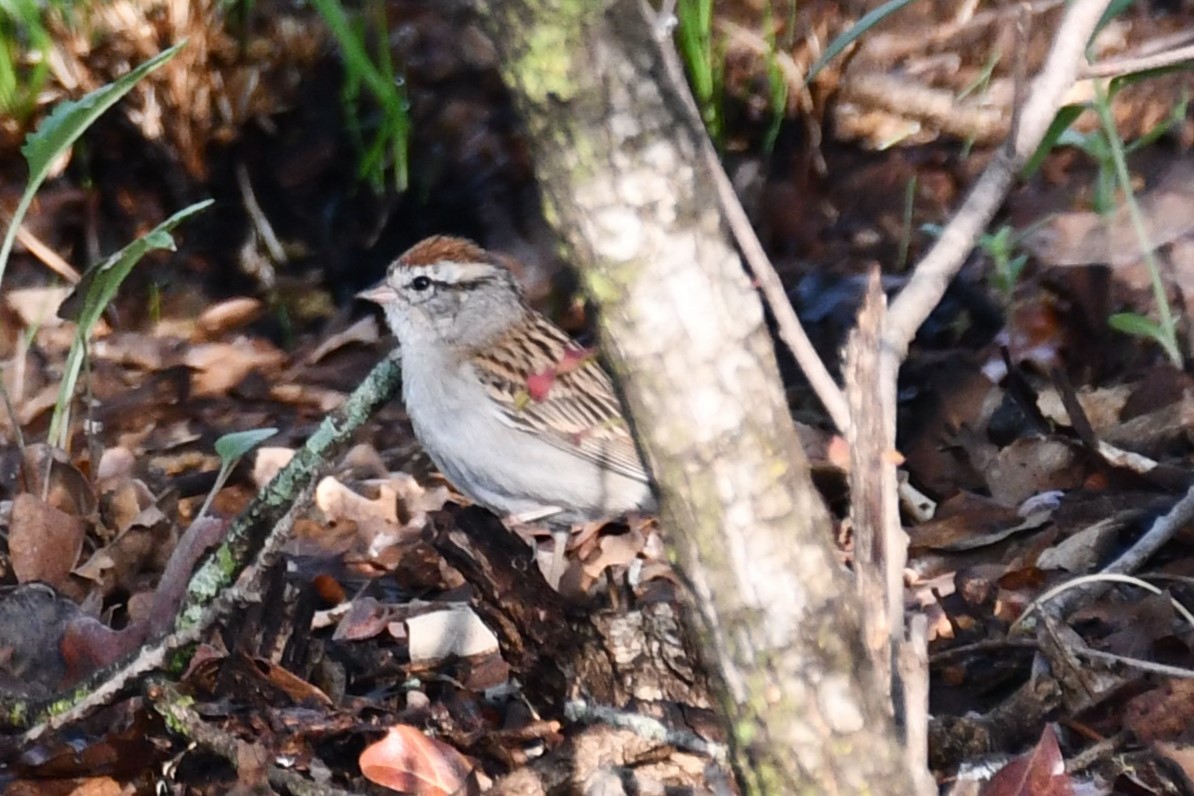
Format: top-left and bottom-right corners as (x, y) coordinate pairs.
(357, 282), (398, 304)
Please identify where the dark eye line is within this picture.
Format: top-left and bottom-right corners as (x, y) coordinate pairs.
(402, 271), (500, 293)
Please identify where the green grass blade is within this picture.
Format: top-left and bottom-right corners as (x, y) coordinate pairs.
(1021, 104), (1086, 178)
(309, 0), (409, 191)
(1094, 0), (1135, 38)
(806, 0), (916, 85)
(0, 41), (185, 293)
(48, 198), (213, 447)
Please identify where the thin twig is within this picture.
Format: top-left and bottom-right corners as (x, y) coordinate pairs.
(838, 73), (1008, 145)
(1081, 42), (1194, 78)
(899, 615), (934, 796)
(884, 0), (1113, 357)
(712, 161), (852, 433)
(717, 18), (814, 116)
(1012, 564), (1194, 632)
(1087, 485), (1194, 577)
(14, 223), (81, 283)
(928, 637), (1039, 664)
(17, 479), (316, 742)
(1065, 733), (1125, 775)
(236, 161), (287, 265)
(1072, 647), (1194, 679)
(1006, 2), (1031, 155)
(846, 272), (897, 685)
(861, 0), (1065, 64)
(9, 356), (402, 737)
(654, 11), (851, 433)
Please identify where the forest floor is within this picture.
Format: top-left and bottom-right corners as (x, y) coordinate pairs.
(3, 0), (1194, 794)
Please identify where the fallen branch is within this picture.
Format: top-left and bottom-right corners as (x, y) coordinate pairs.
(6, 356), (402, 738)
(1015, 487), (1194, 621)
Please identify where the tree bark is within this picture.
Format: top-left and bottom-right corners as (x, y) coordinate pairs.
(475, 0), (919, 792)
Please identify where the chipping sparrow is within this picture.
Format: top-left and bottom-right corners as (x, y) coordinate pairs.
(358, 236), (655, 582)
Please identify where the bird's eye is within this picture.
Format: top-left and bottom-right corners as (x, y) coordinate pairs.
(410, 276), (432, 291)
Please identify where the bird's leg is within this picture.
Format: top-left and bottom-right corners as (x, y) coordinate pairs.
(506, 506), (571, 588)
(548, 527), (570, 590)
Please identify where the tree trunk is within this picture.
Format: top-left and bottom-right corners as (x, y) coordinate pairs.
(475, 0), (919, 792)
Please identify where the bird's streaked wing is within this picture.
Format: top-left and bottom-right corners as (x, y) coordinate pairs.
(469, 314), (648, 483)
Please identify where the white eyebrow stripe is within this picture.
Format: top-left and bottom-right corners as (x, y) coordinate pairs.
(404, 261), (495, 286)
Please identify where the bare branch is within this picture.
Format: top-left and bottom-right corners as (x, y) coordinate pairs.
(883, 0), (1113, 357)
(1082, 41), (1194, 78)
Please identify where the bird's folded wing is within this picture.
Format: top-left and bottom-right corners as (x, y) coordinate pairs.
(470, 316), (649, 483)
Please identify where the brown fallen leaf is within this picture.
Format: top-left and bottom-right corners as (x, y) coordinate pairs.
(20, 443), (96, 518)
(1154, 741), (1194, 788)
(981, 723), (1074, 796)
(9, 493), (86, 588)
(332, 595), (391, 642)
(4, 285), (75, 328)
(252, 447), (297, 488)
(184, 338), (287, 396)
(1024, 162), (1194, 269)
(194, 296), (265, 340)
(984, 438), (1084, 508)
(247, 656), (334, 706)
(359, 725), (475, 796)
(303, 314), (380, 364)
(1124, 679), (1194, 744)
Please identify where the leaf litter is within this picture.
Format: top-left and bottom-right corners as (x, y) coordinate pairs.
(4, 1), (1194, 793)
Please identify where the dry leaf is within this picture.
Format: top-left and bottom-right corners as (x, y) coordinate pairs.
(406, 606), (499, 663)
(4, 285), (75, 328)
(982, 724), (1073, 796)
(253, 447), (296, 488)
(332, 596), (391, 642)
(194, 297), (264, 340)
(316, 476), (399, 524)
(985, 439), (1082, 508)
(184, 338), (286, 396)
(10, 493), (86, 587)
(304, 315), (380, 363)
(359, 725), (473, 796)
(1024, 163), (1194, 268)
(1124, 679), (1194, 744)
(20, 443), (96, 518)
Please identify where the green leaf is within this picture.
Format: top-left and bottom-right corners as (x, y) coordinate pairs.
(215, 428), (278, 463)
(0, 42), (185, 292)
(761, 0), (787, 156)
(1021, 104), (1086, 178)
(48, 199), (213, 447)
(1108, 312), (1164, 340)
(194, 427), (278, 522)
(676, 0), (720, 142)
(59, 200), (213, 334)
